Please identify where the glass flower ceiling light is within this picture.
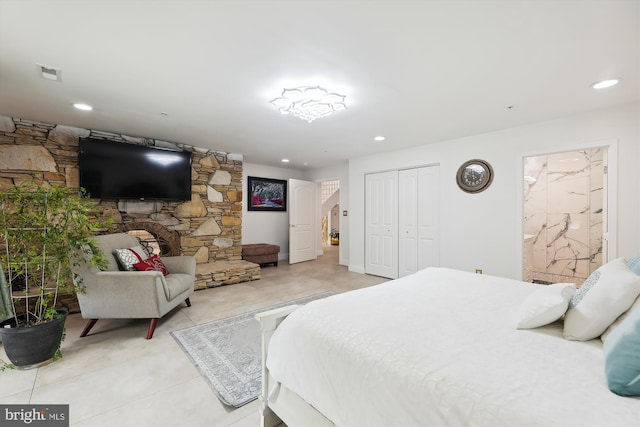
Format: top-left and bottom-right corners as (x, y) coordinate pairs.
(270, 86), (347, 122)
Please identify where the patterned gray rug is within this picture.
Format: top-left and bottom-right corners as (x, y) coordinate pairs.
(171, 292), (334, 408)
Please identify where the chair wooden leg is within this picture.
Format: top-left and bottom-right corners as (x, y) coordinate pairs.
(80, 319), (98, 337)
(185, 297), (191, 307)
(146, 318), (159, 340)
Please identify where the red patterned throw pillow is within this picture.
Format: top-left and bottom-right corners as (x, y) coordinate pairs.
(133, 254), (170, 276)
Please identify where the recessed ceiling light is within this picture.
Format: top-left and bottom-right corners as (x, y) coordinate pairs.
(281, 159), (290, 163)
(374, 136), (385, 141)
(591, 78), (621, 89)
(73, 103), (93, 111)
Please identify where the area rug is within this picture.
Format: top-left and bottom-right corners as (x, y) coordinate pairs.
(171, 292), (334, 408)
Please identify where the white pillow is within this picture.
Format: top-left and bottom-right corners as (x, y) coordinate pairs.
(114, 246), (148, 271)
(563, 258), (640, 341)
(515, 283), (576, 329)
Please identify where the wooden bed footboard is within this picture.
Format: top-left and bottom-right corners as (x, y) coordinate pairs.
(255, 305), (302, 427)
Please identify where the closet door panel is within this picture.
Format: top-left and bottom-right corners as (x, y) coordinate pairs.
(399, 169), (418, 277)
(365, 171), (398, 278)
(417, 166), (440, 270)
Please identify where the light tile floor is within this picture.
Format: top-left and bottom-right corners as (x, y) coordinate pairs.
(0, 246), (386, 426)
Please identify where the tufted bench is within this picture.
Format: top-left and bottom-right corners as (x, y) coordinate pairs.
(242, 243), (280, 267)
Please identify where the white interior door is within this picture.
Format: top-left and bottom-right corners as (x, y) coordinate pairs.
(365, 171), (398, 278)
(602, 149), (609, 263)
(289, 178), (317, 264)
(398, 165), (440, 277)
(399, 169), (418, 277)
(417, 165), (440, 270)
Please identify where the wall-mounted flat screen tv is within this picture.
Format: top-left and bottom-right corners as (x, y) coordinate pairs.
(79, 138), (192, 201)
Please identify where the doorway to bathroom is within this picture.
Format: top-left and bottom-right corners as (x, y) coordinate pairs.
(522, 147), (608, 285)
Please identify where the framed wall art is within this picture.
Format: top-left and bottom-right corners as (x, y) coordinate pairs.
(247, 176), (287, 211)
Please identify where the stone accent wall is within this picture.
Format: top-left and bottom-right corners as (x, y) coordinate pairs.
(0, 116), (243, 265)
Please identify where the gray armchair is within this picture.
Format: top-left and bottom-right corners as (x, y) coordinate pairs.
(71, 233), (195, 339)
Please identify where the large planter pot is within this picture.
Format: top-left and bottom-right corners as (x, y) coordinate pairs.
(0, 309), (68, 369)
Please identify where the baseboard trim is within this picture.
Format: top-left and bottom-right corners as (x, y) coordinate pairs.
(349, 265), (365, 274)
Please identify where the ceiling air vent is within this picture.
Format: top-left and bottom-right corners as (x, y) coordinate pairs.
(36, 64), (61, 82)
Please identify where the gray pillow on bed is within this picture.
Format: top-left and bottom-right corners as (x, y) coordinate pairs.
(604, 302), (640, 396)
(627, 252), (640, 276)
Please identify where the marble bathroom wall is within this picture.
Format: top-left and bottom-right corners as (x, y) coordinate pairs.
(523, 148), (603, 285)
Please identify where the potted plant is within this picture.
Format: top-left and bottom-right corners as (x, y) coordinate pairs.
(330, 229), (339, 246)
(0, 183), (109, 369)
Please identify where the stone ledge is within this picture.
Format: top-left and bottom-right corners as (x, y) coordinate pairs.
(195, 260), (261, 289)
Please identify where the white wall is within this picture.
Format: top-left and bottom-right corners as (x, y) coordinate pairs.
(242, 163), (306, 259)
(305, 161), (350, 266)
(349, 103), (640, 280)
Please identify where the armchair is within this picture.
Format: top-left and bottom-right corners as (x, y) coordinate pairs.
(71, 233), (195, 339)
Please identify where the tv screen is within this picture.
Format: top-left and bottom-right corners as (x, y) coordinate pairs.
(79, 138), (192, 201)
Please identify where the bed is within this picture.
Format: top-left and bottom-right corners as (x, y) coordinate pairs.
(256, 265), (640, 427)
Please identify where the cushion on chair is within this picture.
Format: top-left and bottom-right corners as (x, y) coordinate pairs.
(163, 273), (194, 300)
(96, 233), (145, 271)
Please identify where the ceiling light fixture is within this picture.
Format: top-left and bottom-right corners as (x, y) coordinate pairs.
(281, 158), (290, 163)
(73, 103), (93, 111)
(270, 86), (347, 123)
(36, 63), (61, 82)
(374, 136), (386, 142)
(591, 78), (621, 89)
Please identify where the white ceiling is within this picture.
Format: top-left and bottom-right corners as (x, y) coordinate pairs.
(0, 0), (638, 170)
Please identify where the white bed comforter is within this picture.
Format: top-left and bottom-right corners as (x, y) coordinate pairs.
(266, 267), (640, 427)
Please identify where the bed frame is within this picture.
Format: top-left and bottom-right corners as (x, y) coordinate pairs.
(256, 306), (335, 427)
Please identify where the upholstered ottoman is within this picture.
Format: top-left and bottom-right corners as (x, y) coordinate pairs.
(242, 243), (280, 267)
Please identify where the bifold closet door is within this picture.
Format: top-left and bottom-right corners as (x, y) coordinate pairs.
(416, 165), (439, 272)
(365, 171), (398, 279)
(399, 169), (418, 277)
(399, 165), (440, 277)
